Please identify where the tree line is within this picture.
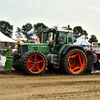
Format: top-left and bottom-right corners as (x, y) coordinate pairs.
(0, 20), (98, 43)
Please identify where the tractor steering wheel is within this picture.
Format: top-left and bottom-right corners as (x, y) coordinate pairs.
(49, 40), (54, 46)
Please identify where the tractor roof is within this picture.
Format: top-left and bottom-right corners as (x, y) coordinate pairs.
(57, 28), (73, 33)
(47, 28), (73, 33)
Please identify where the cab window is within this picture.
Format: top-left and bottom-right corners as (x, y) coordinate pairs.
(44, 32), (53, 43)
(67, 33), (73, 44)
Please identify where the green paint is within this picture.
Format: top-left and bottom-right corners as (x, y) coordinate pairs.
(21, 43), (51, 53)
(58, 44), (66, 54)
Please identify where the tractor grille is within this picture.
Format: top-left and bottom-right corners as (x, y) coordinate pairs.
(22, 45), (28, 54)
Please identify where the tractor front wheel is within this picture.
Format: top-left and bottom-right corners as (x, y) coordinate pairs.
(11, 50), (22, 71)
(20, 51), (48, 75)
(60, 49), (87, 75)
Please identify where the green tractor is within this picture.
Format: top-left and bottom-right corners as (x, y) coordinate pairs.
(12, 26), (93, 75)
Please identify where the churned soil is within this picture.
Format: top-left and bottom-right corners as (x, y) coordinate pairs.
(0, 69), (100, 100)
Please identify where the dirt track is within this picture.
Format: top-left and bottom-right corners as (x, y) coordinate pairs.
(0, 69), (100, 100)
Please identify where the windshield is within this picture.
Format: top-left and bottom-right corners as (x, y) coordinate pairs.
(43, 32), (53, 43)
(28, 32), (54, 43)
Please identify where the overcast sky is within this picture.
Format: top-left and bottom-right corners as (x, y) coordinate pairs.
(0, 0), (100, 42)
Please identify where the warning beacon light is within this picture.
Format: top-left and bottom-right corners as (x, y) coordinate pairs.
(68, 25), (70, 28)
(54, 26), (57, 29)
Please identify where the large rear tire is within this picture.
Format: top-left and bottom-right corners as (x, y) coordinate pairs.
(20, 51), (48, 75)
(60, 49), (88, 75)
(11, 50), (22, 71)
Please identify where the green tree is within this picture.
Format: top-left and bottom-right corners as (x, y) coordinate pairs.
(34, 23), (48, 42)
(81, 30), (88, 39)
(89, 35), (98, 42)
(73, 26), (88, 42)
(15, 27), (23, 40)
(34, 23), (48, 32)
(21, 23), (33, 39)
(0, 20), (13, 38)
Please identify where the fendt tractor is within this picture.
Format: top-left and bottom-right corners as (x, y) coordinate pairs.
(12, 25), (93, 75)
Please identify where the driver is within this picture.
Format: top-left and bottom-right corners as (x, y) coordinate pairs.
(56, 36), (65, 51)
(57, 36), (65, 44)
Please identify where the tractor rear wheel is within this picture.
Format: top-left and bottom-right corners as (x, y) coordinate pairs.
(60, 49), (87, 75)
(20, 51), (48, 75)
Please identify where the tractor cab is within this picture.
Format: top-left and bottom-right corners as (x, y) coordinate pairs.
(43, 26), (74, 53)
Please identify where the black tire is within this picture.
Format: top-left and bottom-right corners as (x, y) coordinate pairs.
(11, 50), (22, 71)
(20, 51), (48, 75)
(60, 49), (88, 75)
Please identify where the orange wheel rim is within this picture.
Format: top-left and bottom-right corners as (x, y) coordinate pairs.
(27, 54), (45, 74)
(67, 51), (86, 74)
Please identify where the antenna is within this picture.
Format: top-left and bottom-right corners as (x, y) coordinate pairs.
(57, 24), (59, 28)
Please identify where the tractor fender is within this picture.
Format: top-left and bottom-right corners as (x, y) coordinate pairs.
(61, 45), (87, 55)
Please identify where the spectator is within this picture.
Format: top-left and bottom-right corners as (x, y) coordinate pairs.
(92, 50), (97, 72)
(4, 44), (7, 49)
(1, 42), (4, 48)
(11, 43), (15, 49)
(0, 43), (1, 54)
(0, 43), (1, 48)
(6, 43), (10, 48)
(9, 43), (11, 48)
(14, 43), (18, 49)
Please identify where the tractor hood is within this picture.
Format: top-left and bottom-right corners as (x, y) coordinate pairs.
(20, 43), (51, 53)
